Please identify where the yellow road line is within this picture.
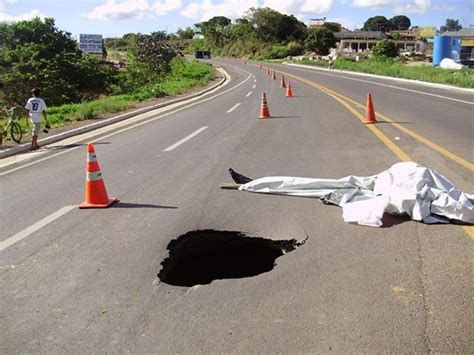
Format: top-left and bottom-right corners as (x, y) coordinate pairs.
(286, 73), (412, 162)
(462, 226), (474, 239)
(291, 73), (474, 172)
(281, 70), (473, 239)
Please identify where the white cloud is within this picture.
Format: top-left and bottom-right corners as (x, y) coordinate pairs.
(405, 0), (430, 13)
(86, 0), (151, 20)
(261, 0), (332, 15)
(152, 0), (182, 15)
(0, 9), (46, 23)
(180, 0), (259, 21)
(352, 0), (395, 7)
(353, 0), (431, 14)
(301, 0), (332, 13)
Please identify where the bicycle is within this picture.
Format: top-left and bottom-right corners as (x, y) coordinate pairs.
(0, 105), (23, 144)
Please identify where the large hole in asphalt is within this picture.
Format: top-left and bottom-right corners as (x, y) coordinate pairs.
(158, 229), (306, 287)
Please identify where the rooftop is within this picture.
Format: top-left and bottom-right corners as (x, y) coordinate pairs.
(334, 31), (388, 40)
(441, 29), (474, 37)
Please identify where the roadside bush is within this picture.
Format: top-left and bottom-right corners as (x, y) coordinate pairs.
(372, 39), (399, 58)
(270, 45), (288, 59)
(287, 41), (304, 56)
(295, 57), (474, 88)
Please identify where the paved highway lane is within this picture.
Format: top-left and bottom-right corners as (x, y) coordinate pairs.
(0, 61), (472, 353)
(262, 62), (473, 176)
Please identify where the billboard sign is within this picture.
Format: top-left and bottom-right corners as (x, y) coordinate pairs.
(461, 38), (474, 46)
(79, 34), (103, 54)
(420, 27), (436, 37)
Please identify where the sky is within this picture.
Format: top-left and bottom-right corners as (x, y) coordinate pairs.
(0, 0), (472, 38)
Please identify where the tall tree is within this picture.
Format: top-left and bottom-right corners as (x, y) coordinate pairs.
(389, 15), (411, 30)
(195, 16), (231, 46)
(248, 7), (306, 43)
(440, 19), (462, 32)
(304, 27), (336, 55)
(363, 16), (390, 32)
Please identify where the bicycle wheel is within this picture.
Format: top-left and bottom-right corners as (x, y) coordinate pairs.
(10, 121), (22, 143)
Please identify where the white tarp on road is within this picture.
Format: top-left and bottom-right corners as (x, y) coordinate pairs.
(238, 162), (474, 227)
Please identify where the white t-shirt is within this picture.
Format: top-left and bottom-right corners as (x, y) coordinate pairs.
(25, 97), (47, 123)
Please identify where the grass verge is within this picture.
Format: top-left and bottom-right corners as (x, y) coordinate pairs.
(12, 60), (214, 137)
(292, 58), (474, 88)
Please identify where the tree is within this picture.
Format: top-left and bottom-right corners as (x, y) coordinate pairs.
(124, 32), (178, 90)
(372, 39), (398, 58)
(304, 27), (336, 55)
(248, 7), (306, 43)
(322, 22), (341, 32)
(195, 16), (231, 47)
(440, 19), (462, 32)
(363, 16), (390, 32)
(0, 17), (114, 106)
(176, 27), (194, 40)
(389, 15), (411, 30)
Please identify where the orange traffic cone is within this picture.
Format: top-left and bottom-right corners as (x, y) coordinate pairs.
(79, 144), (118, 208)
(365, 93), (377, 124)
(266, 68), (270, 75)
(259, 92), (271, 119)
(285, 80), (294, 97)
(271, 71), (276, 80)
(259, 64), (262, 69)
(280, 74), (286, 88)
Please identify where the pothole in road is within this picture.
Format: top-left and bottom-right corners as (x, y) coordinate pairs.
(158, 229), (306, 287)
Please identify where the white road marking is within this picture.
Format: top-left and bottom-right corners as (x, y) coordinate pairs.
(252, 84), (256, 89)
(0, 68), (254, 176)
(0, 205), (75, 252)
(246, 91), (253, 97)
(288, 65), (473, 105)
(163, 126), (208, 152)
(226, 103), (241, 113)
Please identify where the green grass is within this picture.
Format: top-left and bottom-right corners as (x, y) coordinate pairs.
(294, 58), (474, 88)
(14, 60), (214, 135)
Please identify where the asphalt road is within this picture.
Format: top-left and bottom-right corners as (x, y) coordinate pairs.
(0, 60), (473, 353)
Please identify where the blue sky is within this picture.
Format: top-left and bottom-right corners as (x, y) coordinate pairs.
(1, 0), (472, 38)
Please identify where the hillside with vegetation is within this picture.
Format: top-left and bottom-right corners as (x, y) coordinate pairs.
(0, 18), (214, 137)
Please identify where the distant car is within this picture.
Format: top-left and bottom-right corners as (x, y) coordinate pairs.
(195, 50), (211, 59)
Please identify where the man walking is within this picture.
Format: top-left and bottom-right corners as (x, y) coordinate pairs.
(25, 88), (48, 150)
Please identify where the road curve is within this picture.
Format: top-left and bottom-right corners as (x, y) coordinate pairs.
(0, 60), (472, 353)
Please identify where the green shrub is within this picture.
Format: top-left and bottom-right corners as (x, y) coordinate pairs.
(295, 57), (474, 88)
(287, 41), (304, 56)
(372, 39), (399, 58)
(269, 45), (288, 59)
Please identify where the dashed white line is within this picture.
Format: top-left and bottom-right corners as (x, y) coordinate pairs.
(252, 84), (256, 89)
(163, 126), (208, 152)
(0, 205), (75, 252)
(226, 103), (241, 113)
(246, 91), (253, 97)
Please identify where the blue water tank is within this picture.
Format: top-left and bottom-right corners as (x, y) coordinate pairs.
(433, 35), (452, 66)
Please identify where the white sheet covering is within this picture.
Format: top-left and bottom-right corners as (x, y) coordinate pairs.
(238, 162), (474, 227)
